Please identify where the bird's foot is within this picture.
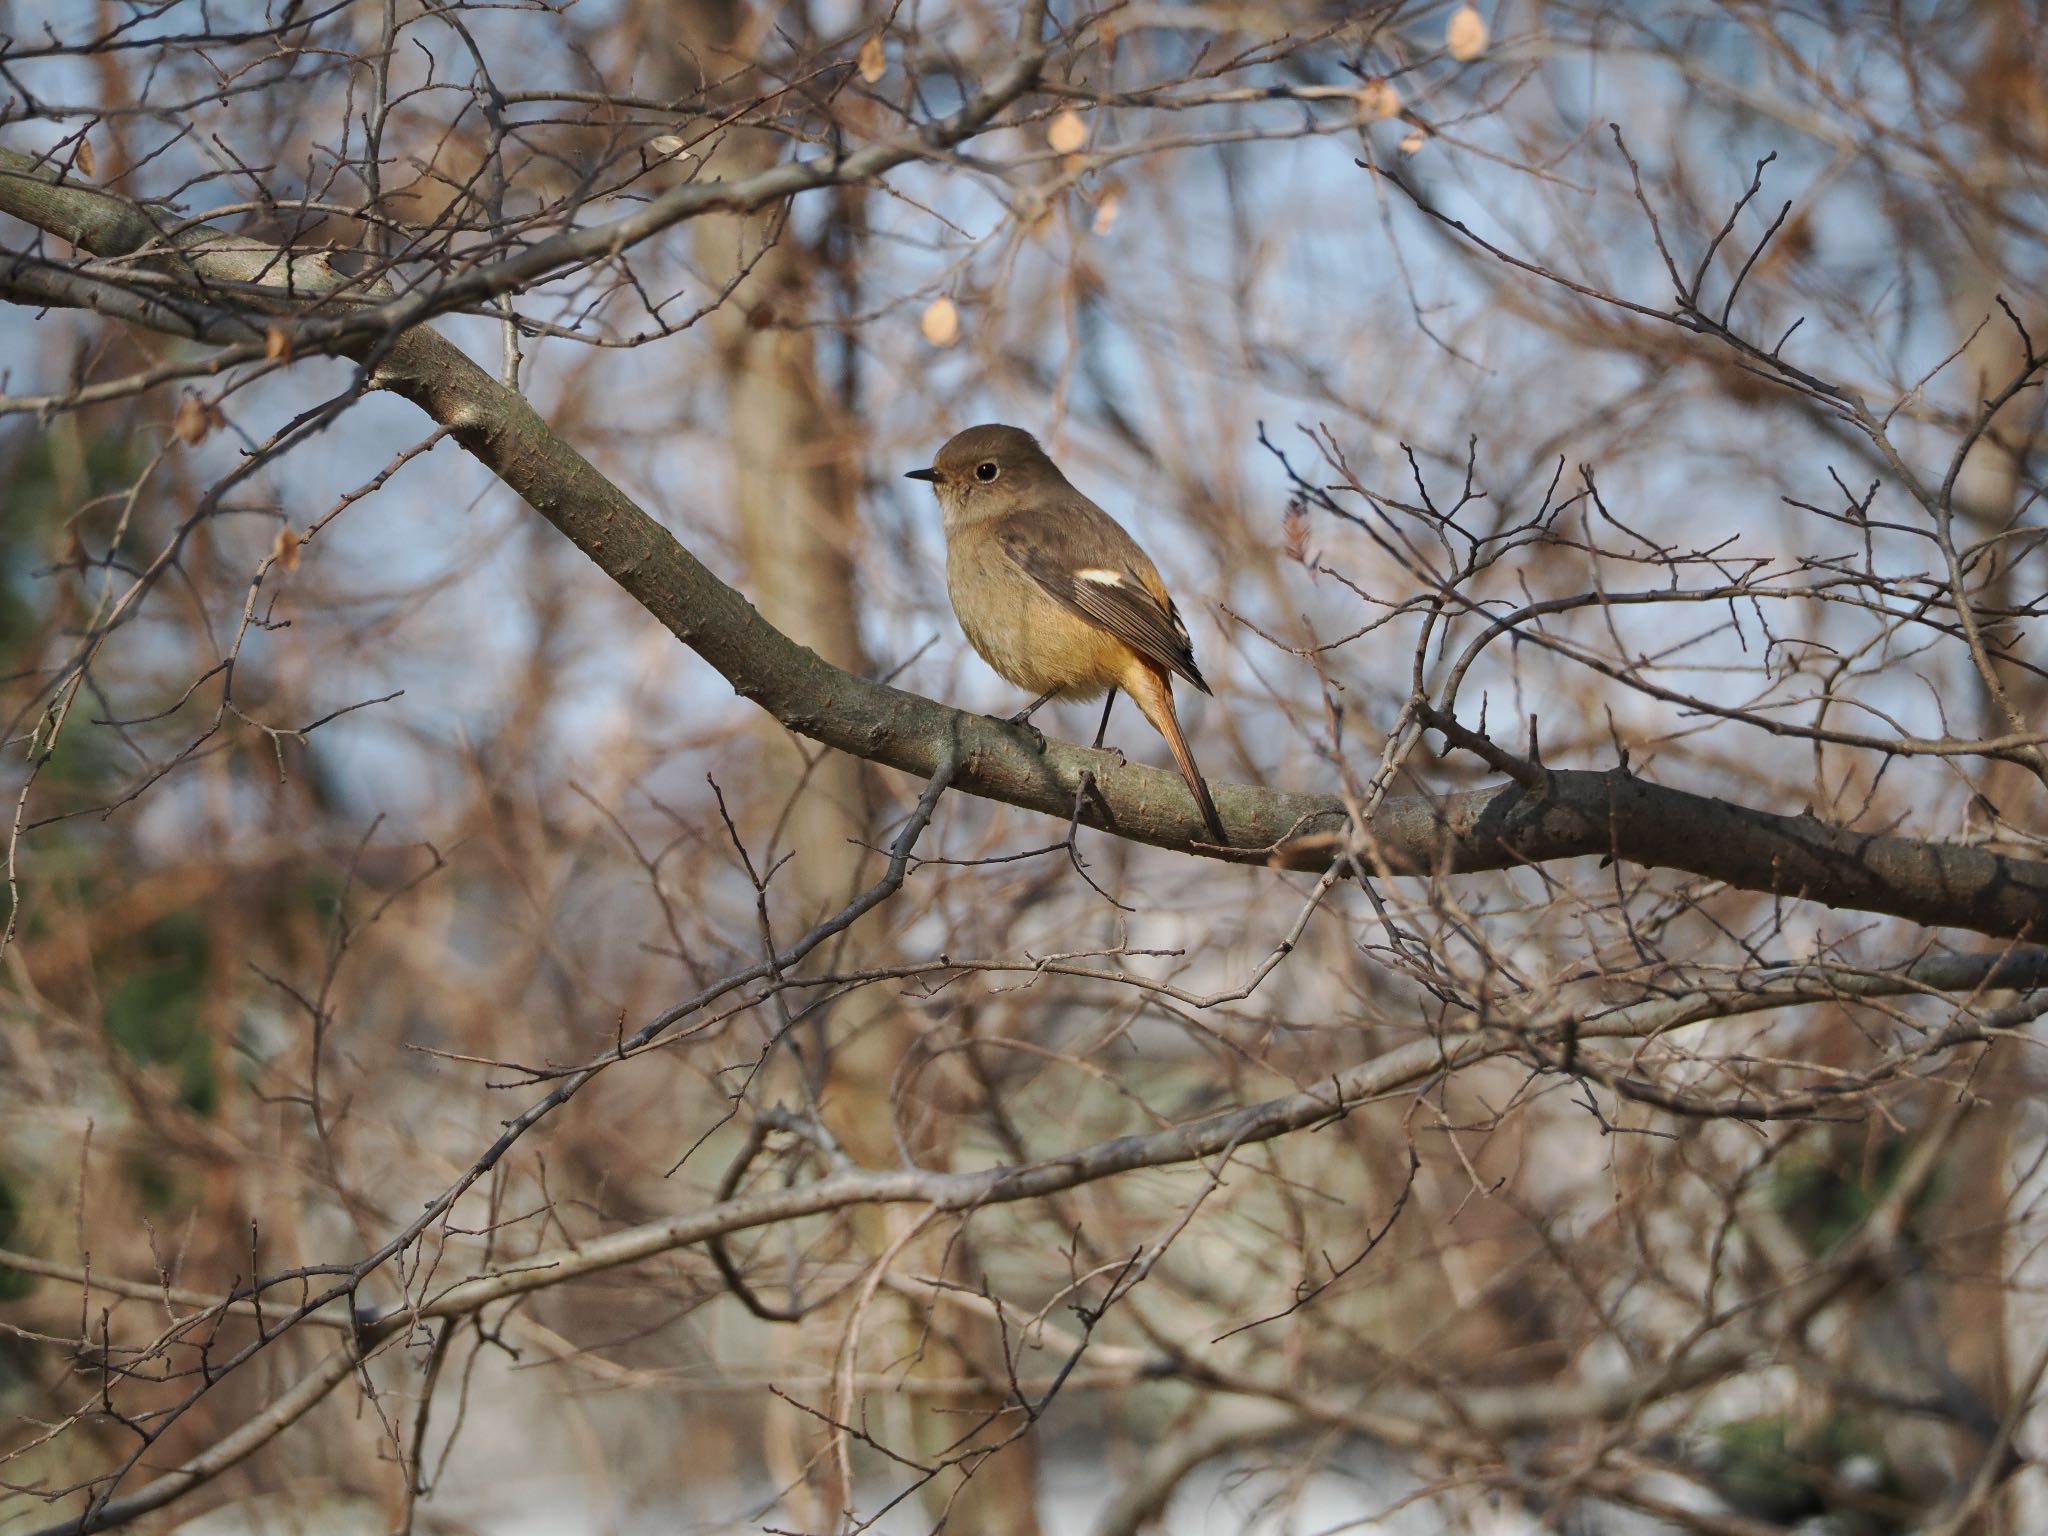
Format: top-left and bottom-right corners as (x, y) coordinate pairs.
(1000, 687), (1059, 752)
(998, 710), (1047, 754)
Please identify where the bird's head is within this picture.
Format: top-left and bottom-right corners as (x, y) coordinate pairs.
(906, 423), (1064, 527)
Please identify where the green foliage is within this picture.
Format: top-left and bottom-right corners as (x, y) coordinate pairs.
(0, 419), (152, 659)
(0, 1173), (31, 1302)
(1708, 1413), (1901, 1533)
(1769, 1133), (1930, 1256)
(34, 704), (123, 791)
(102, 906), (218, 1118)
(1, 420), (157, 805)
(120, 1151), (187, 1214)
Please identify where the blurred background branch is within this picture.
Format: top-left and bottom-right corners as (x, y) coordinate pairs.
(3, 3), (2048, 1534)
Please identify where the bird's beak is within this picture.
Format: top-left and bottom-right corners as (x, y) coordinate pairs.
(904, 467), (938, 482)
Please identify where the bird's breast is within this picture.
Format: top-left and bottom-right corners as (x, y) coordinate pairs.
(947, 540), (1121, 698)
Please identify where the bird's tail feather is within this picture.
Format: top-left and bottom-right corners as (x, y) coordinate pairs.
(1125, 664), (1227, 842)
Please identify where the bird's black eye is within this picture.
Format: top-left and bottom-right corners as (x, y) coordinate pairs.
(975, 461), (1000, 482)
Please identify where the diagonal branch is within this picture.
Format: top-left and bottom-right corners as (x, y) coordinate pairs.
(3, 146), (2046, 940)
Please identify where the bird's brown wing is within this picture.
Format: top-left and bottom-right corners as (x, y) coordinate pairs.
(995, 509), (1210, 693)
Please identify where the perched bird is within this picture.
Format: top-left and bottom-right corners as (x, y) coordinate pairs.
(907, 424), (1226, 840)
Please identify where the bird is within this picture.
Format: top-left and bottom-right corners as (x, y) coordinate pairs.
(906, 423), (1227, 841)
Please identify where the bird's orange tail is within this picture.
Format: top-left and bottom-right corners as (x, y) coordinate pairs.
(1123, 662), (1227, 842)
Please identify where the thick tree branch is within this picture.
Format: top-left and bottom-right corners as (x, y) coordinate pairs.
(0, 252), (257, 341)
(3, 146), (2046, 940)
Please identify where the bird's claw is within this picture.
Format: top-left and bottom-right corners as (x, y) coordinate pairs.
(1000, 712), (1047, 753)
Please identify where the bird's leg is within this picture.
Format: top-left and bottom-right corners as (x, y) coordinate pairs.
(1089, 696), (1138, 770)
(1008, 687), (1059, 725)
(1002, 688), (1059, 753)
(1092, 690), (1116, 748)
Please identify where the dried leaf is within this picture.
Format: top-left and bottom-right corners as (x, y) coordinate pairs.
(648, 133), (691, 159)
(1446, 4), (1488, 62)
(1283, 501), (1309, 565)
(75, 136), (95, 178)
(1759, 208), (1815, 275)
(270, 526), (302, 574)
(920, 296), (960, 348)
(174, 393), (210, 445)
(1091, 193), (1120, 236)
(1399, 127), (1429, 155)
(264, 323), (293, 363)
(857, 33), (886, 84)
(1046, 109), (1088, 154)
(1357, 79), (1402, 120)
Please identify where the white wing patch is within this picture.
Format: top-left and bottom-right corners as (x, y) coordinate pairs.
(1076, 568), (1128, 585)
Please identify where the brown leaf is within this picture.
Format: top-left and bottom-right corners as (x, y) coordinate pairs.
(857, 33), (886, 84)
(1091, 193), (1120, 236)
(174, 393), (210, 445)
(75, 136), (95, 178)
(1446, 4), (1488, 62)
(1399, 126), (1429, 155)
(1756, 208), (1815, 277)
(1283, 502), (1309, 565)
(920, 296), (960, 348)
(270, 526), (302, 574)
(648, 133), (692, 159)
(1046, 109), (1088, 154)
(1357, 79), (1402, 120)
(265, 323), (293, 363)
